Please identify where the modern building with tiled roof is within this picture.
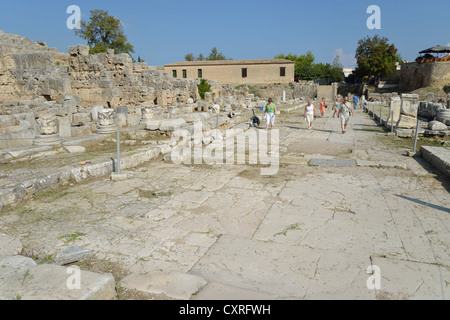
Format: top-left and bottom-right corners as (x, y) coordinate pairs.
(164, 59), (295, 85)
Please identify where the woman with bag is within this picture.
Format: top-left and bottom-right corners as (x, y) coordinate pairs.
(320, 97), (327, 118)
(304, 101), (317, 130)
(337, 96), (354, 134)
(264, 98), (277, 130)
(332, 98), (340, 118)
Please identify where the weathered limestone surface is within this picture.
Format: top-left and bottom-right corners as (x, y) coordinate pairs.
(54, 245), (95, 266)
(120, 271), (207, 300)
(397, 94), (419, 129)
(0, 109), (449, 300)
(421, 146), (450, 178)
(0, 31), (260, 151)
(0, 255), (115, 300)
(428, 121), (448, 131)
(0, 233), (22, 255)
(387, 96), (402, 124)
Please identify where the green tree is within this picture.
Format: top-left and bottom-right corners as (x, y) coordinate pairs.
(197, 79), (212, 99)
(185, 53), (195, 61)
(206, 47), (227, 61)
(354, 35), (398, 80)
(276, 51), (341, 82)
(185, 47), (229, 62)
(75, 9), (135, 56)
(275, 51), (316, 80)
(197, 53), (205, 61)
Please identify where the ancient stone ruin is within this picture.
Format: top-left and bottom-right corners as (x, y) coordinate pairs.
(0, 31), (263, 151)
(364, 93), (450, 138)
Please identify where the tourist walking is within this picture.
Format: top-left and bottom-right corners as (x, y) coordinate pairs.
(332, 98), (340, 118)
(353, 95), (359, 109)
(304, 101), (317, 130)
(265, 98), (277, 130)
(320, 97), (327, 118)
(338, 96), (353, 134)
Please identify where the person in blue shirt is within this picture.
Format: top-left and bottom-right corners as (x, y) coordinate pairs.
(353, 95), (359, 109)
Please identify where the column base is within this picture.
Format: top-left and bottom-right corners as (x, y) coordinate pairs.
(33, 134), (62, 146)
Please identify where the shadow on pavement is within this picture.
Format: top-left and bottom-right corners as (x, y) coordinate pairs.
(395, 194), (450, 214)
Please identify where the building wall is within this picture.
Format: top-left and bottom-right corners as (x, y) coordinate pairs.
(164, 61), (295, 85)
(399, 61), (450, 92)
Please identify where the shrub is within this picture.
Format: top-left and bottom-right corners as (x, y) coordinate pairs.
(198, 79), (212, 100)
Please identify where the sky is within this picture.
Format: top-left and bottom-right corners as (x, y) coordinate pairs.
(1, 0), (449, 68)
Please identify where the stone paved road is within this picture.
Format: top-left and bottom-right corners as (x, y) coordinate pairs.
(1, 108), (449, 299)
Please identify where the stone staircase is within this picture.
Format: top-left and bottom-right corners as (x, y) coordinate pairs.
(317, 85), (336, 104)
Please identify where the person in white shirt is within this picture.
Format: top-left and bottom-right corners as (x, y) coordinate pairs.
(304, 101), (317, 130)
(338, 96), (354, 134)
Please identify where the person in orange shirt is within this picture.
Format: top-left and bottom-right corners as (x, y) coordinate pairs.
(320, 97), (327, 118)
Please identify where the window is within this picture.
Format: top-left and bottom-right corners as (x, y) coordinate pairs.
(242, 68), (248, 78)
(182, 70), (187, 79)
(172, 70), (177, 78)
(280, 67), (286, 77)
(198, 69), (203, 78)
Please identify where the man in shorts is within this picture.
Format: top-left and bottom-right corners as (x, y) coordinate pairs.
(353, 95), (359, 109)
(338, 96), (354, 134)
(265, 98), (277, 130)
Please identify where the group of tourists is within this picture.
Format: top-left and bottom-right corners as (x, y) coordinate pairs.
(261, 95), (359, 134)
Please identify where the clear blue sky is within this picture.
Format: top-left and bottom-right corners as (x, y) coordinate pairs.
(1, 0), (449, 67)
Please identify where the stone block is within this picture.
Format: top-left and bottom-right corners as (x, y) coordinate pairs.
(72, 113), (92, 124)
(400, 94), (419, 117)
(159, 118), (186, 131)
(120, 271), (207, 300)
(141, 107), (154, 120)
(144, 119), (161, 131)
(167, 106), (181, 114)
(62, 99), (78, 114)
(91, 105), (104, 122)
(127, 114), (141, 127)
(0, 262), (115, 300)
(68, 45), (90, 56)
(110, 173), (127, 181)
(116, 113), (127, 128)
(421, 146), (450, 178)
(396, 129), (414, 138)
(117, 106), (129, 114)
(388, 96), (402, 123)
(58, 116), (71, 138)
(71, 125), (92, 137)
(396, 115), (417, 129)
(0, 115), (19, 128)
(0, 130), (35, 149)
(428, 121), (448, 131)
(180, 106), (193, 113)
(0, 255), (36, 270)
(54, 245), (94, 266)
(64, 146), (86, 153)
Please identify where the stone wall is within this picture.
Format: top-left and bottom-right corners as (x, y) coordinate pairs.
(0, 32), (71, 103)
(51, 45), (200, 108)
(0, 31), (222, 109)
(0, 31), (260, 148)
(399, 61), (450, 92)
